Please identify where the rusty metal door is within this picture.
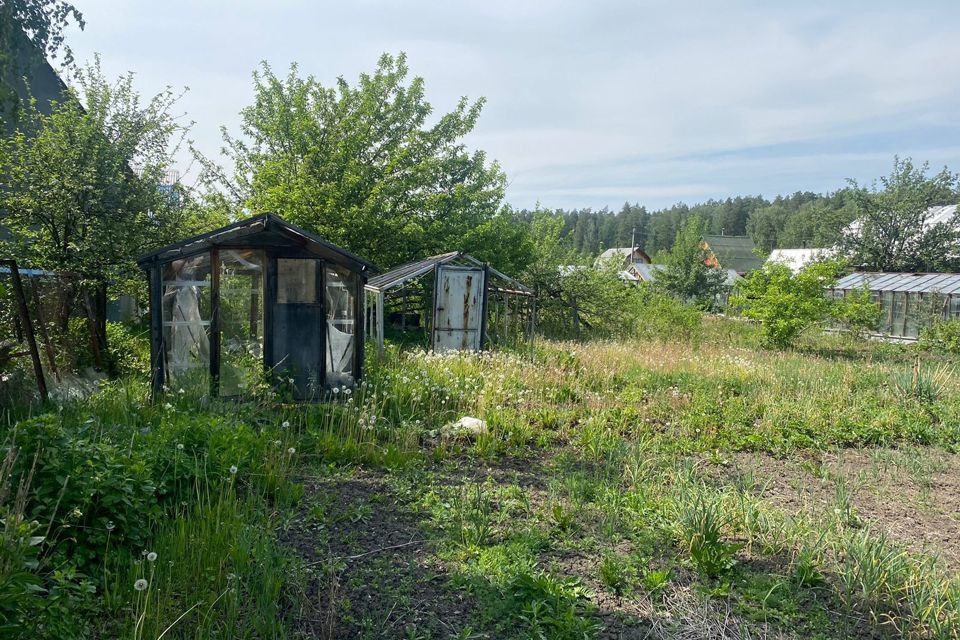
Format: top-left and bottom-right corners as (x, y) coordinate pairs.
(433, 265), (485, 351)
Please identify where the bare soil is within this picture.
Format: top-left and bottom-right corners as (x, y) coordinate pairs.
(719, 447), (960, 570)
(282, 468), (472, 639)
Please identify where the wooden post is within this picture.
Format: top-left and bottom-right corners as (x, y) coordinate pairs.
(210, 249), (221, 398)
(376, 291), (385, 357)
(83, 287), (104, 370)
(4, 260), (47, 401)
(148, 265), (165, 398)
(528, 296), (536, 359)
(29, 277), (60, 382)
(479, 265), (490, 350)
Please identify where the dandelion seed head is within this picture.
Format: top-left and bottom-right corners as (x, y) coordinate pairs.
(229, 465), (238, 475)
(147, 552), (157, 562)
(281, 420), (290, 428)
(287, 447), (296, 455)
(134, 579), (148, 591)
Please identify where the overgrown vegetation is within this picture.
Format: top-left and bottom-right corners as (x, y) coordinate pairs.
(4, 311), (960, 637)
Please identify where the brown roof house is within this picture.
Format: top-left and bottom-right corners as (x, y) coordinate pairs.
(701, 235), (763, 275)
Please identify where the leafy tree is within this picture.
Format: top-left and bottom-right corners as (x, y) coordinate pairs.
(0, 0), (82, 63)
(830, 285), (881, 339)
(778, 196), (857, 249)
(732, 259), (847, 348)
(654, 216), (726, 308)
(1, 0), (83, 120)
(0, 59), (191, 295)
(210, 53), (507, 268)
(841, 157), (959, 272)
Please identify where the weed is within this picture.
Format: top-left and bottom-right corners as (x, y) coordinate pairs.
(672, 488), (744, 578)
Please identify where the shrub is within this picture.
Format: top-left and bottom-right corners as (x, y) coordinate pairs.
(919, 318), (960, 355)
(732, 260), (846, 348)
(831, 285), (882, 338)
(636, 287), (703, 343)
(11, 416), (161, 572)
(104, 322), (150, 377)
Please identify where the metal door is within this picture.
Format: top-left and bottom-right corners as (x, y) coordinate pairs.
(271, 258), (324, 399)
(433, 265), (485, 352)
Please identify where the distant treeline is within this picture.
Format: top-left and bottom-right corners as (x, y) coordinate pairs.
(516, 190), (861, 258)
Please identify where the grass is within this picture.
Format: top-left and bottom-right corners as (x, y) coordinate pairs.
(4, 321), (960, 637)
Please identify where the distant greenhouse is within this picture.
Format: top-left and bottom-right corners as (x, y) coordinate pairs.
(829, 272), (960, 340)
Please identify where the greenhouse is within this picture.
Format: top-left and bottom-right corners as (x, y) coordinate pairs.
(364, 251), (535, 355)
(137, 214), (374, 399)
(829, 272), (960, 340)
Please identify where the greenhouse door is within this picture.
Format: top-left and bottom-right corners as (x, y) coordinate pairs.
(272, 258), (324, 399)
(433, 265), (485, 352)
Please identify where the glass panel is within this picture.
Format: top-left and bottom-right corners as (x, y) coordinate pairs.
(891, 293), (905, 337)
(162, 253), (211, 390)
(219, 249), (264, 396)
(905, 293), (919, 338)
(881, 291), (893, 333)
(951, 296), (960, 319)
(277, 258), (317, 304)
(325, 265), (357, 386)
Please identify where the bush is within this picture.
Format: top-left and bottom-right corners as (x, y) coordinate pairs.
(732, 260), (846, 348)
(831, 286), (882, 338)
(104, 322), (150, 377)
(919, 318), (960, 355)
(11, 416), (161, 573)
(636, 287), (703, 343)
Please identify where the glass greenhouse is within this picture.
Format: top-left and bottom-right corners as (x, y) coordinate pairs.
(137, 214), (374, 399)
(829, 272), (960, 340)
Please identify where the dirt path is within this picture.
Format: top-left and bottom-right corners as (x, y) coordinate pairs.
(280, 456), (821, 640)
(282, 468), (473, 639)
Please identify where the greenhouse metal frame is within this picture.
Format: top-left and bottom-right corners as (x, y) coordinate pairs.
(829, 271), (960, 340)
(137, 214), (375, 400)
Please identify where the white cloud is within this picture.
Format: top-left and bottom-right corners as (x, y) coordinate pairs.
(63, 0), (960, 209)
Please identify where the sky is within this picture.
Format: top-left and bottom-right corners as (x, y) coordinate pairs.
(62, 0), (960, 211)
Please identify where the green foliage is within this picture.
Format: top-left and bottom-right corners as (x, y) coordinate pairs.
(0, 58), (189, 294)
(66, 320), (149, 376)
(598, 553), (633, 595)
(919, 318), (960, 355)
(673, 489), (743, 578)
(892, 360), (950, 405)
(842, 157), (960, 273)
(0, 0), (84, 124)
(635, 285), (704, 343)
(733, 259), (846, 348)
(506, 570), (600, 639)
(214, 53), (509, 269)
(103, 322), (150, 378)
(830, 285), (881, 338)
(12, 415), (162, 572)
(654, 216), (727, 309)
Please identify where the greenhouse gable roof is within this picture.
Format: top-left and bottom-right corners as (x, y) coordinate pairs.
(833, 271), (960, 295)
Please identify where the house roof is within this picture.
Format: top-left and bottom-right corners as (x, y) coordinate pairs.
(766, 248), (834, 273)
(833, 271), (960, 295)
(702, 235), (763, 273)
(2, 27), (72, 132)
(628, 263), (740, 286)
(594, 246), (652, 267)
(846, 204), (959, 236)
(365, 251), (531, 295)
(136, 213), (375, 272)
